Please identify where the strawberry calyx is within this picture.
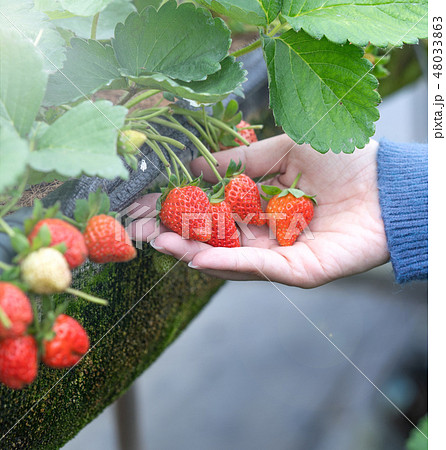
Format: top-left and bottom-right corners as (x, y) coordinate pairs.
(211, 159), (245, 197)
(73, 189), (112, 231)
(11, 222), (67, 265)
(261, 173), (317, 205)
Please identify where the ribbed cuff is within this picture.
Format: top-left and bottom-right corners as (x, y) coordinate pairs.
(377, 140), (428, 283)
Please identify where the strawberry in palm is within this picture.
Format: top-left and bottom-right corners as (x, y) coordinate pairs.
(222, 160), (265, 226)
(207, 200), (240, 248)
(159, 178), (212, 242)
(262, 174), (317, 246)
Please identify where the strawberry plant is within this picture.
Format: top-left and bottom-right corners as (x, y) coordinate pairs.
(0, 0), (428, 394)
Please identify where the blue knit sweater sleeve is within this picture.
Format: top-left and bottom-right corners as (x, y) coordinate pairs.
(377, 140), (428, 283)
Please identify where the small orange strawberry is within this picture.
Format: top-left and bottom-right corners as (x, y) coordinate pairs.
(262, 174), (316, 246)
(234, 120), (258, 146)
(84, 215), (137, 263)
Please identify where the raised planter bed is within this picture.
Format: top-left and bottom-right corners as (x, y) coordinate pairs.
(0, 50), (268, 448)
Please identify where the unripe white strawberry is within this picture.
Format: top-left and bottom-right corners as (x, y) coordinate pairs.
(21, 248), (72, 294)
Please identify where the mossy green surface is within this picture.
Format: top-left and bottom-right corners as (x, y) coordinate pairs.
(0, 244), (223, 449)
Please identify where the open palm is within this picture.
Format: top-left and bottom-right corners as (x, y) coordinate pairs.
(128, 134), (389, 287)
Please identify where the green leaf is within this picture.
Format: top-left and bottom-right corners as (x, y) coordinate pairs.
(131, 57), (246, 104)
(57, 0), (114, 16)
(261, 184), (282, 195)
(133, 0), (166, 12)
(282, 0), (428, 47)
(197, 0), (280, 26)
(0, 120), (30, 193)
(0, 0), (66, 73)
(262, 30), (380, 153)
(43, 38), (121, 106)
(51, 0), (136, 40)
(112, 0), (231, 81)
(406, 414), (427, 450)
(74, 199), (90, 224)
(0, 29), (48, 137)
(30, 101), (129, 180)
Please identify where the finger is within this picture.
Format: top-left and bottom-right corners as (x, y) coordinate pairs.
(127, 217), (168, 242)
(126, 193), (160, 218)
(192, 268), (262, 282)
(187, 246), (295, 284)
(190, 134), (295, 182)
(151, 232), (211, 262)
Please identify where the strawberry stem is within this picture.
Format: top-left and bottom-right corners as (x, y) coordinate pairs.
(65, 288), (108, 306)
(230, 39), (262, 58)
(124, 90), (161, 109)
(90, 12), (100, 39)
(0, 260), (14, 271)
(0, 217), (15, 237)
(161, 143), (193, 183)
(145, 139), (172, 179)
(170, 106), (251, 146)
(0, 305), (11, 329)
(290, 173), (302, 189)
(127, 107), (170, 121)
(150, 117), (220, 166)
(186, 116), (219, 152)
(0, 170), (29, 218)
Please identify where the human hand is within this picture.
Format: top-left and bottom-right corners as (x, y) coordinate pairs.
(127, 134), (389, 287)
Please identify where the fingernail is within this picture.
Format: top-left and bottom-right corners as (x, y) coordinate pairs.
(150, 239), (172, 255)
(188, 261), (201, 270)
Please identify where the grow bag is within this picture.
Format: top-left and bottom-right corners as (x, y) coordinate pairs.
(0, 50), (267, 448)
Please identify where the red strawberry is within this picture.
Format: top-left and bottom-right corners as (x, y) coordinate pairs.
(159, 186), (212, 242)
(84, 215), (137, 263)
(207, 200), (240, 248)
(262, 174), (316, 246)
(28, 218), (87, 269)
(42, 314), (89, 369)
(225, 173), (265, 226)
(0, 282), (33, 339)
(234, 120), (258, 146)
(0, 335), (38, 389)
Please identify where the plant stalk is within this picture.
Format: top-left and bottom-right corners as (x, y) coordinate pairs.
(65, 287), (108, 306)
(124, 90), (161, 109)
(149, 117), (219, 166)
(90, 13), (100, 40)
(0, 217), (15, 237)
(230, 39), (262, 58)
(0, 171), (29, 218)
